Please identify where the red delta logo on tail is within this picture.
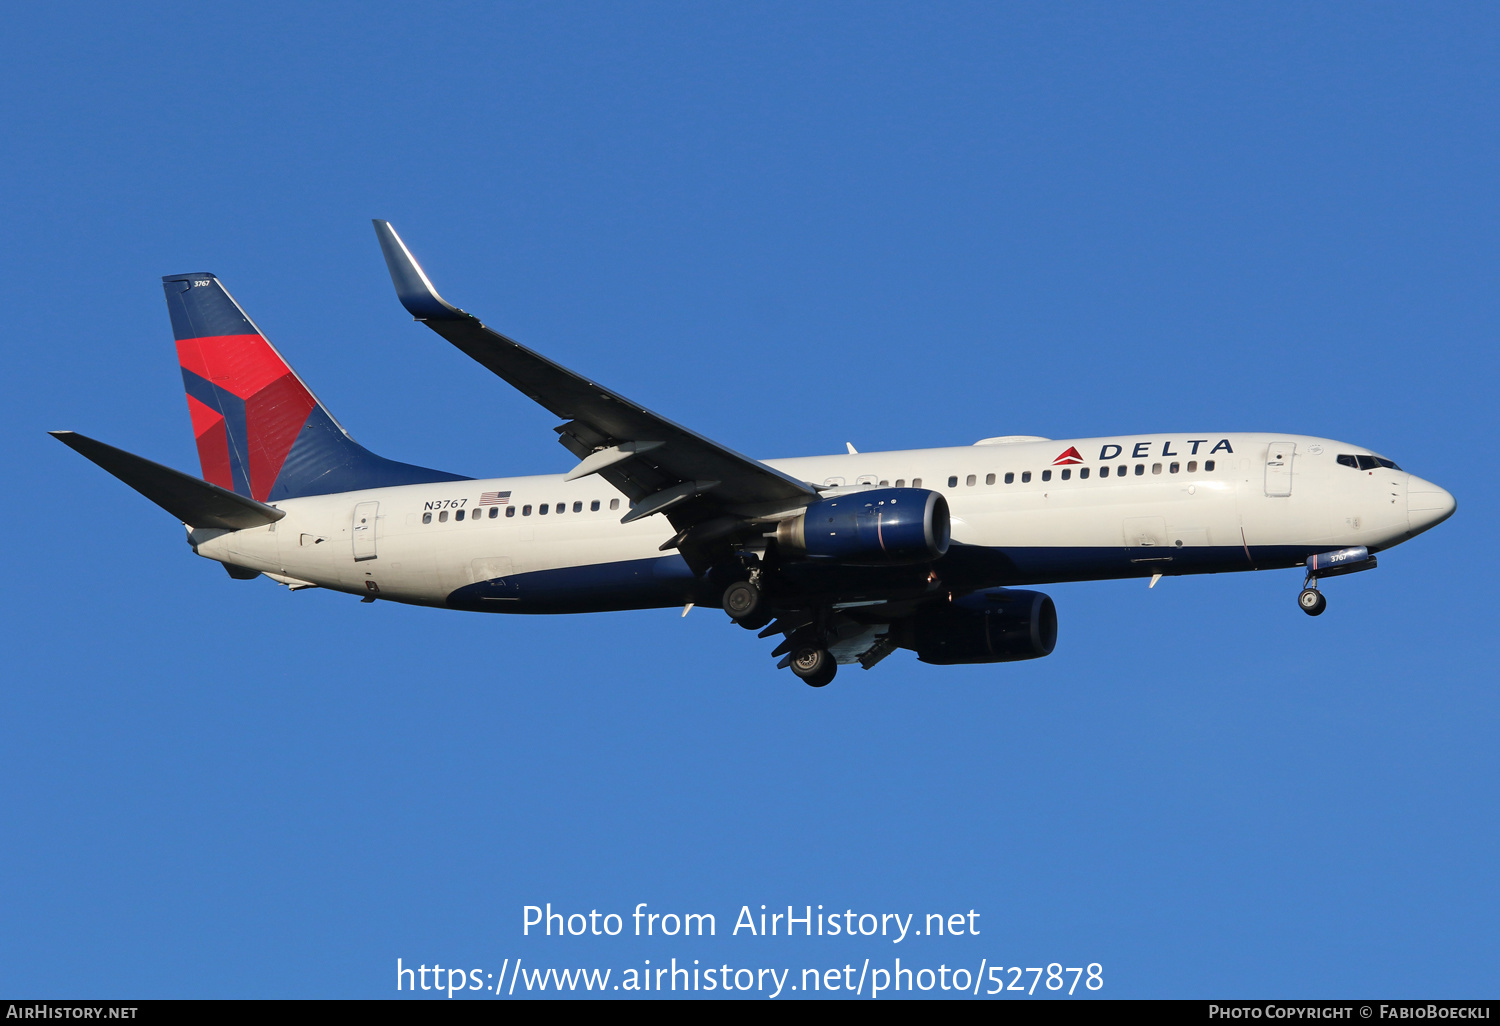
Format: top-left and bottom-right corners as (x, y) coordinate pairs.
(1052, 446), (1084, 465)
(177, 332), (317, 501)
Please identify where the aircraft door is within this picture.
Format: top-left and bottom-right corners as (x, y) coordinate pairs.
(352, 501), (379, 561)
(1264, 441), (1295, 497)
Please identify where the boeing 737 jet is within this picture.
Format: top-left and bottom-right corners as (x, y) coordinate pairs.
(53, 221), (1457, 686)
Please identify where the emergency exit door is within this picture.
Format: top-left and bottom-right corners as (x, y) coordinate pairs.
(1264, 442), (1295, 497)
(352, 501), (379, 561)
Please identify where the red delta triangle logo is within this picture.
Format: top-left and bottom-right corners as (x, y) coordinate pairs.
(1052, 446), (1084, 465)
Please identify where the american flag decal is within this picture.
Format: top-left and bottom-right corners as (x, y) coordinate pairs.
(479, 491), (511, 506)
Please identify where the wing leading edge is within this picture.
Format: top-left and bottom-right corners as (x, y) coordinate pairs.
(371, 220), (819, 564)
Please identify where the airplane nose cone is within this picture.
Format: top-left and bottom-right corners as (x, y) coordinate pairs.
(1407, 475), (1456, 535)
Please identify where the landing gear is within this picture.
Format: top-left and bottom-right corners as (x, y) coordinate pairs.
(789, 644), (837, 688)
(722, 580), (771, 630)
(1298, 587), (1326, 616)
(1296, 548), (1379, 618)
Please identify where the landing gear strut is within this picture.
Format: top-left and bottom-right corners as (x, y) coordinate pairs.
(789, 644), (837, 688)
(1298, 584), (1326, 616)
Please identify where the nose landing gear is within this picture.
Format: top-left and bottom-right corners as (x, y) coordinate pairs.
(1296, 546), (1378, 617)
(1298, 586), (1327, 616)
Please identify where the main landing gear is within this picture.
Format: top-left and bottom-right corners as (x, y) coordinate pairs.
(788, 644), (837, 688)
(722, 579), (772, 631)
(721, 570), (843, 687)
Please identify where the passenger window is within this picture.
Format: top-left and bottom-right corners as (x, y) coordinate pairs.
(422, 512), (432, 524)
(1021, 471), (1031, 483)
(1004, 472), (1014, 484)
(1135, 464), (1145, 476)
(1118, 465), (1127, 477)
(573, 501), (582, 512)
(1041, 470), (1052, 482)
(1187, 461), (1197, 472)
(591, 500), (600, 511)
(539, 504), (549, 515)
(1337, 454), (1359, 468)
(1205, 460), (1215, 472)
(1151, 463), (1162, 475)
(1100, 466), (1109, 478)
(1060, 469), (1070, 480)
(455, 509), (465, 521)
(1169, 462), (1180, 474)
(1080, 467), (1090, 479)
(522, 505), (532, 516)
(506, 506), (516, 518)
(439, 510), (449, 522)
(985, 473), (995, 485)
(948, 476), (958, 488)
(489, 506), (499, 518)
(963, 474), (973, 487)
(895, 479), (905, 488)
(609, 498), (620, 510)
(912, 478), (922, 488)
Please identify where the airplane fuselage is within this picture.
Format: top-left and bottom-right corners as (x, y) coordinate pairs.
(191, 432), (1452, 614)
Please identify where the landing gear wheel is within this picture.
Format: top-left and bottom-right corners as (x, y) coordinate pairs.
(790, 645), (837, 688)
(1298, 588), (1326, 616)
(722, 580), (768, 628)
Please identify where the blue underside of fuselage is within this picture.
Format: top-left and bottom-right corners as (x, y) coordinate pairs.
(444, 543), (1324, 614)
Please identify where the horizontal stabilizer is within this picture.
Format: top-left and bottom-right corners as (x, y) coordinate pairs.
(50, 431), (286, 529)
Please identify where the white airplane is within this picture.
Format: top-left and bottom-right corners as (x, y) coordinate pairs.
(53, 221), (1456, 687)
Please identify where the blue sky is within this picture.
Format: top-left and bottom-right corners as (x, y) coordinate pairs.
(2, 2), (1496, 998)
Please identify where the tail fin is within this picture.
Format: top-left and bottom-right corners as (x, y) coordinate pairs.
(163, 273), (468, 500)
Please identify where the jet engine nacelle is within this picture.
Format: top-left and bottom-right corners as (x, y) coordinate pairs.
(775, 488), (950, 565)
(904, 589), (1058, 665)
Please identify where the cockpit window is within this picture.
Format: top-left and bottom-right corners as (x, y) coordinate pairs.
(1340, 453), (1403, 471)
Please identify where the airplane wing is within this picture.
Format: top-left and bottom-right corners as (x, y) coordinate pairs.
(372, 220), (819, 559)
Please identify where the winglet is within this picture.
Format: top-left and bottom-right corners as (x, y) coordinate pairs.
(372, 220), (468, 321)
